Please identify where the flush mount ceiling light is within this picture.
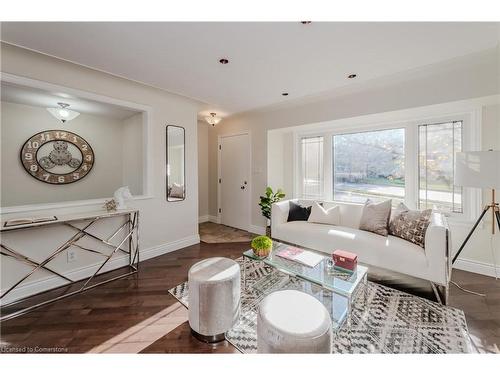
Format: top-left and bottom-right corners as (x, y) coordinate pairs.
(47, 102), (80, 123)
(205, 112), (221, 126)
(348, 74), (357, 79)
(219, 58), (229, 64)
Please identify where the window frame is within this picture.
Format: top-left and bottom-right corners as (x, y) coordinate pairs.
(297, 135), (326, 200)
(294, 107), (481, 224)
(417, 120), (464, 214)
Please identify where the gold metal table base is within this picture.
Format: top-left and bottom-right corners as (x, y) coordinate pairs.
(0, 210), (139, 321)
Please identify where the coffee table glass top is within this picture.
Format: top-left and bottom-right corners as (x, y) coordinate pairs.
(243, 241), (368, 297)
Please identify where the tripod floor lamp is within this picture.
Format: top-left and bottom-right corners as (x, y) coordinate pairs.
(452, 150), (500, 295)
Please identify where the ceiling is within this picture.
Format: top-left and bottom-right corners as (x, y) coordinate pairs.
(1, 22), (499, 118)
(1, 82), (139, 120)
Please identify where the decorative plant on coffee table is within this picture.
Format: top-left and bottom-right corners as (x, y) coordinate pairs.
(251, 236), (273, 258)
(259, 187), (285, 237)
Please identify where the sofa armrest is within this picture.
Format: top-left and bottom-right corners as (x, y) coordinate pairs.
(271, 200), (294, 234)
(424, 212), (451, 285)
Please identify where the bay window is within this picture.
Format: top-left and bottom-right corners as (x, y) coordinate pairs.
(296, 112), (476, 220)
(333, 128), (405, 204)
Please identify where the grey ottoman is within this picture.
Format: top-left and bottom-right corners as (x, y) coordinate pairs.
(188, 257), (241, 343)
(257, 290), (332, 353)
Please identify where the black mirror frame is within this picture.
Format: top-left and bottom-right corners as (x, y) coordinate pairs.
(166, 125), (186, 202)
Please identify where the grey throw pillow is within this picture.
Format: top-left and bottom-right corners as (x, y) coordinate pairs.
(389, 203), (432, 248)
(359, 199), (392, 236)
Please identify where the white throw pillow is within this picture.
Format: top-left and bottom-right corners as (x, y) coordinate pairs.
(307, 201), (340, 225)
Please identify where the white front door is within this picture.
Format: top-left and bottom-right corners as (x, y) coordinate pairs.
(220, 134), (250, 231)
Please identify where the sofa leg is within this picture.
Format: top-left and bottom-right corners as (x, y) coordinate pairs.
(430, 282), (443, 305)
(443, 284), (449, 306)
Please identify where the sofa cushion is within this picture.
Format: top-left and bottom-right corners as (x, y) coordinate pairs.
(273, 221), (428, 281)
(389, 203), (432, 248)
(336, 203), (364, 229)
(308, 202), (340, 225)
(359, 199), (392, 236)
(287, 201), (312, 222)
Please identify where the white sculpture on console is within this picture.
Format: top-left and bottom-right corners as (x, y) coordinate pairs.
(114, 186), (133, 209)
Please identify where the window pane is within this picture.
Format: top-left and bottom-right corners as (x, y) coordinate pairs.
(333, 128), (405, 204)
(418, 121), (462, 213)
(301, 136), (323, 199)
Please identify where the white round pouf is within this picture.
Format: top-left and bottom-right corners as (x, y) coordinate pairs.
(257, 290), (332, 353)
(188, 257), (240, 343)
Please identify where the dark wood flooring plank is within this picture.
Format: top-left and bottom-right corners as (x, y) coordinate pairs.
(1, 239), (498, 353)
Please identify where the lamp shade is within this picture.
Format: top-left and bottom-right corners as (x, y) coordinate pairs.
(205, 112), (221, 126)
(47, 102), (80, 123)
(455, 150), (500, 189)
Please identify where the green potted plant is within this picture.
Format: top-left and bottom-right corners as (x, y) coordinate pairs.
(259, 187), (285, 237)
(251, 235), (273, 258)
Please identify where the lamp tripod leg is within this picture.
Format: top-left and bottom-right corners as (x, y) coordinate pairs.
(452, 207), (490, 264)
(450, 206), (491, 298)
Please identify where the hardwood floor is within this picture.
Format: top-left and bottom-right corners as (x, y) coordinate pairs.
(0, 240), (498, 353)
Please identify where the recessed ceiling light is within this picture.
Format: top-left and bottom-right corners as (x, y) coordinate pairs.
(348, 74), (357, 79)
(301, 21), (312, 24)
(219, 58), (229, 64)
(282, 92), (289, 96)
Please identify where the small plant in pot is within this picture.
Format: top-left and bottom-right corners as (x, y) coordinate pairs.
(259, 187), (285, 237)
(251, 236), (273, 258)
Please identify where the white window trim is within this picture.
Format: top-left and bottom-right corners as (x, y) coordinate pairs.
(292, 96), (495, 224)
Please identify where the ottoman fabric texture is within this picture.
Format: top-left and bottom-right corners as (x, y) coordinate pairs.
(188, 257), (241, 337)
(257, 290), (332, 353)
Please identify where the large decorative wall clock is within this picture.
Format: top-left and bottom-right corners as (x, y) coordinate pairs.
(20, 130), (95, 185)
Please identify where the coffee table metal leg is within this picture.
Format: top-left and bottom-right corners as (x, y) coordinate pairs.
(363, 273), (368, 308)
(243, 257), (247, 290)
(347, 297), (352, 327)
(346, 296), (352, 349)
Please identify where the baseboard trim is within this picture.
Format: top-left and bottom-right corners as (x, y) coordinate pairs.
(0, 234), (200, 305)
(208, 215), (220, 224)
(198, 215), (210, 223)
(249, 225), (266, 235)
(454, 258), (500, 278)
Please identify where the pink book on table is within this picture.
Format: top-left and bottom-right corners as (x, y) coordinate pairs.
(276, 246), (323, 267)
(276, 246), (303, 260)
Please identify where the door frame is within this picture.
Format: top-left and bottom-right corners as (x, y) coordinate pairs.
(217, 131), (252, 231)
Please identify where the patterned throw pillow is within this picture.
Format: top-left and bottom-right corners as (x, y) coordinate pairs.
(389, 203), (432, 248)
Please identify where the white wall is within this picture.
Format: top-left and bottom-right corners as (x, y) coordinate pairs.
(0, 43), (200, 301)
(0, 101), (137, 206)
(122, 112), (144, 195)
(197, 120), (209, 220)
(212, 47), (500, 276)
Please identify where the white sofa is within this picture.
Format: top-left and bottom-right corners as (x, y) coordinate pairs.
(271, 199), (451, 299)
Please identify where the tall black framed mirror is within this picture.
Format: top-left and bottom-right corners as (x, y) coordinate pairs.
(166, 125), (185, 201)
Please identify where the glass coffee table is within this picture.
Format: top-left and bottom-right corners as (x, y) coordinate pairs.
(243, 242), (368, 331)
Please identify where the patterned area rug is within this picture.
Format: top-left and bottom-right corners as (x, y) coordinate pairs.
(169, 257), (473, 353)
(199, 222), (255, 243)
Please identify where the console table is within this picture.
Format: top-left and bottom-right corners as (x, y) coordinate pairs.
(0, 209), (139, 321)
